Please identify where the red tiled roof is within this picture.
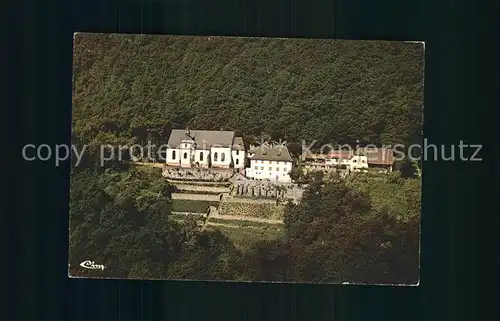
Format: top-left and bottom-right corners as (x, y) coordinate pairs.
(362, 148), (393, 165)
(303, 154), (327, 160)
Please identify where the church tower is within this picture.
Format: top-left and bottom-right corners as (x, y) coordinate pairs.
(180, 127), (195, 167)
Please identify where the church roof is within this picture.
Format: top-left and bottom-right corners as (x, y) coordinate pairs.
(167, 129), (236, 149)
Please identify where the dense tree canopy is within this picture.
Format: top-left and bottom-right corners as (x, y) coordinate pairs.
(69, 167), (242, 279)
(240, 173), (419, 284)
(72, 34), (424, 150)
(69, 167), (419, 283)
(69, 34), (422, 283)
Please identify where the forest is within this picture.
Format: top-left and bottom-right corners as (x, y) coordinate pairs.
(69, 166), (420, 283)
(69, 34), (423, 283)
(72, 34), (424, 156)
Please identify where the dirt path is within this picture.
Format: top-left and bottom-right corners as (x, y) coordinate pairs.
(171, 211), (283, 225)
(172, 211), (206, 216)
(205, 222), (280, 229)
(209, 213), (283, 224)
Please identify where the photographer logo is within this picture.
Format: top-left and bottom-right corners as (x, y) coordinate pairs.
(80, 260), (105, 271)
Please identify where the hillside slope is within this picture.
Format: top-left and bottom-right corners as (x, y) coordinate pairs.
(72, 34), (424, 150)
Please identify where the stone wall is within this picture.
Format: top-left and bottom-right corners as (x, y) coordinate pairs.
(162, 166), (235, 182)
(171, 193), (221, 201)
(174, 184), (230, 194)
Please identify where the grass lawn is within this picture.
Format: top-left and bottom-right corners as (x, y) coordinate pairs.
(171, 199), (220, 213)
(347, 174), (421, 220)
(213, 225), (285, 252)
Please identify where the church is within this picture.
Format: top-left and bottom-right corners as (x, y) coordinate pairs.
(165, 128), (246, 169)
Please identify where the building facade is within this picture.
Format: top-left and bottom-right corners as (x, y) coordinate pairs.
(166, 129), (245, 169)
(245, 144), (293, 183)
(303, 151), (371, 172)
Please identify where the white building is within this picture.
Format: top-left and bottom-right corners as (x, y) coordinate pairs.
(245, 144), (293, 183)
(349, 155), (369, 170)
(303, 151), (368, 172)
(165, 128), (245, 169)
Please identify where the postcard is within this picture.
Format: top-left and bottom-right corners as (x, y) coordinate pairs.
(69, 33), (424, 285)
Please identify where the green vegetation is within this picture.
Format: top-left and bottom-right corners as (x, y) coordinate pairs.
(69, 167), (240, 280)
(171, 199), (219, 213)
(70, 34), (422, 283)
(213, 225), (286, 254)
(219, 201), (285, 220)
(70, 165), (420, 283)
(346, 172), (421, 222)
(72, 34), (424, 160)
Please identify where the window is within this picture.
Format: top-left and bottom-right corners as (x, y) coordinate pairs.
(199, 152), (204, 161)
(221, 153), (225, 162)
(276, 167), (279, 171)
(362, 159), (366, 163)
(353, 159), (357, 163)
(172, 151), (176, 160)
(236, 150), (239, 155)
(236, 159), (239, 165)
(269, 167), (272, 171)
(184, 144), (187, 148)
(254, 166), (258, 170)
(260, 166), (264, 170)
(183, 152), (187, 159)
(214, 152), (218, 162)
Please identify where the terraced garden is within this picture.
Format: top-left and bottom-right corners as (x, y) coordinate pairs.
(218, 200), (285, 220)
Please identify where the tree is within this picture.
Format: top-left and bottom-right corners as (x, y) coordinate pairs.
(277, 178), (419, 283)
(400, 158), (419, 178)
(288, 165), (304, 183)
(72, 34), (424, 157)
(70, 34), (423, 283)
(287, 142), (303, 159)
